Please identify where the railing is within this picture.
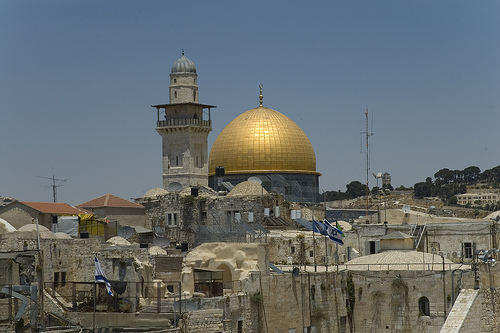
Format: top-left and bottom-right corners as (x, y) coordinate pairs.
(44, 281), (183, 314)
(274, 262), (472, 272)
(342, 262), (471, 271)
(157, 118), (211, 128)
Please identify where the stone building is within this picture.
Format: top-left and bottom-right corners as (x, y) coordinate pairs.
(138, 181), (299, 247)
(152, 52), (216, 191)
(0, 201), (87, 230)
(77, 193), (147, 228)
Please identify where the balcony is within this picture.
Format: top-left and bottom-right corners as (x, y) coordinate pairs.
(157, 118), (211, 128)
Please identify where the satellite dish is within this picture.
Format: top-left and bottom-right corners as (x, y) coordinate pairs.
(402, 205), (410, 214)
(118, 226), (134, 240)
(168, 182), (183, 193)
(172, 299), (197, 312)
(153, 237), (170, 248)
(248, 176), (262, 185)
(292, 267), (300, 277)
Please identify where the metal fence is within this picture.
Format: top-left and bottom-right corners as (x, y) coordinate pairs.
(45, 281), (183, 314)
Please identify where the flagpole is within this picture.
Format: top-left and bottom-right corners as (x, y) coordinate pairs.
(93, 280), (96, 332)
(313, 225), (317, 272)
(325, 235), (328, 272)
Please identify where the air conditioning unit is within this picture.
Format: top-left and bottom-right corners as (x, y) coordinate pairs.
(452, 251), (461, 258)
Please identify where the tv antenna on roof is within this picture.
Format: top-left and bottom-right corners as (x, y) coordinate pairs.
(38, 175), (66, 202)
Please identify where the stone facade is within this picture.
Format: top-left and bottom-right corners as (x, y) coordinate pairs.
(138, 190), (293, 246)
(153, 54), (214, 191)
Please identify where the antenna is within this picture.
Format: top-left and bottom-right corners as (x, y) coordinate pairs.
(38, 175), (67, 202)
(360, 108), (374, 216)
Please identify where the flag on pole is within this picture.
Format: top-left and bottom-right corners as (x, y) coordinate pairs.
(313, 219), (344, 246)
(95, 256), (113, 296)
(312, 219), (327, 235)
(323, 220), (344, 246)
(336, 221), (345, 237)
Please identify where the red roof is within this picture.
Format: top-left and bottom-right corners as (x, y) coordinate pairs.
(21, 202), (87, 215)
(77, 194), (144, 209)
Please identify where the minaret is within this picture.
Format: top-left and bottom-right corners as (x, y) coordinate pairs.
(152, 52), (216, 191)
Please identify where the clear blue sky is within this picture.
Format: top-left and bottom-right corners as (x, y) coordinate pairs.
(1, 1), (499, 205)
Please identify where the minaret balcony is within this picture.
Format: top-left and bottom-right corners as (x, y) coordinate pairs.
(157, 118), (212, 129)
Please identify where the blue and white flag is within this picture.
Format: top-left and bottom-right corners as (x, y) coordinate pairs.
(95, 256), (113, 296)
(323, 220), (344, 246)
(312, 219), (327, 235)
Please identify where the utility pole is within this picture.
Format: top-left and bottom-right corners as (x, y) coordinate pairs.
(361, 108), (374, 218)
(38, 175), (66, 202)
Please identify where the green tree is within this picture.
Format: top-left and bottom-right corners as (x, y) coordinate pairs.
(346, 181), (367, 199)
(463, 166), (481, 184)
(413, 181), (434, 198)
(434, 168), (454, 186)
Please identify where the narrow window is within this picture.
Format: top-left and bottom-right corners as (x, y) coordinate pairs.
(291, 246), (296, 254)
(54, 272), (60, 288)
(464, 242), (473, 259)
(237, 320), (243, 333)
(61, 272), (66, 287)
(174, 91), (177, 98)
(174, 78), (177, 84)
(418, 296), (430, 316)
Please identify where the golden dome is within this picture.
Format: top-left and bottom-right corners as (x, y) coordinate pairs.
(209, 106), (320, 176)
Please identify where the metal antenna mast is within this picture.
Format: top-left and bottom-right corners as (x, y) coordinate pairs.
(38, 175), (66, 202)
(361, 108), (374, 217)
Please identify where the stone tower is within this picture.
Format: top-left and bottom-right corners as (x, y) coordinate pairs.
(152, 52), (216, 191)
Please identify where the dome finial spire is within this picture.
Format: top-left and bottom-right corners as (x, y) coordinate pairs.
(259, 83), (263, 107)
(182, 49), (185, 56)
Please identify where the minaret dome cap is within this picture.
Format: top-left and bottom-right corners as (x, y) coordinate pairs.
(171, 51), (197, 74)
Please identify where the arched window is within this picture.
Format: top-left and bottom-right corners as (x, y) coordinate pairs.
(174, 91), (177, 98)
(418, 296), (430, 316)
(174, 78), (177, 84)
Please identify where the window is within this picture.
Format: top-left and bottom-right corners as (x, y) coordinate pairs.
(174, 91), (177, 98)
(174, 78), (177, 84)
(54, 272), (60, 288)
(166, 213), (179, 226)
(309, 250), (314, 258)
(61, 272), (66, 287)
(237, 320), (243, 333)
(291, 246), (296, 254)
(418, 296), (430, 316)
(464, 242), (474, 259)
